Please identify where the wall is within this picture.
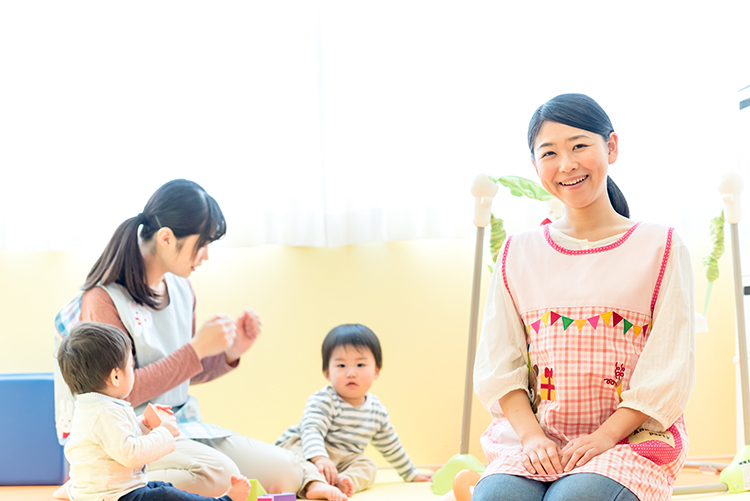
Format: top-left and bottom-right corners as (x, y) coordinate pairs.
(0, 234), (737, 466)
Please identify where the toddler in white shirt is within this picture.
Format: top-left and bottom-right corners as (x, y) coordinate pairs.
(57, 321), (251, 501)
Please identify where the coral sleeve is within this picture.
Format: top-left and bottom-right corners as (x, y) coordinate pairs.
(80, 288), (203, 407)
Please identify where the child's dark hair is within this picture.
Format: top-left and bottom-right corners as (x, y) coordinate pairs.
(83, 179), (227, 308)
(57, 321), (133, 395)
(322, 324), (382, 371)
(527, 93), (630, 218)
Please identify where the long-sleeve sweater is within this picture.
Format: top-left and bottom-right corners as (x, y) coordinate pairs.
(276, 386), (420, 481)
(64, 392), (176, 501)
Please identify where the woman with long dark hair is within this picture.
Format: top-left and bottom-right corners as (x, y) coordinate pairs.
(56, 179), (301, 498)
(472, 94), (695, 501)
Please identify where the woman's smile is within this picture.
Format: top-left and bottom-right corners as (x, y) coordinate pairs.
(559, 175), (589, 187)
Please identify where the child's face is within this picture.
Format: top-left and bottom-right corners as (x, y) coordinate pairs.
(102, 351), (136, 400)
(325, 344), (380, 408)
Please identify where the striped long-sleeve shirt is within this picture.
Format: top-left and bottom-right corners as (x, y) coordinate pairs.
(276, 385), (419, 481)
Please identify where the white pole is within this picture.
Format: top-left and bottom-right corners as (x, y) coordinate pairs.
(461, 175), (498, 454)
(719, 172), (749, 443)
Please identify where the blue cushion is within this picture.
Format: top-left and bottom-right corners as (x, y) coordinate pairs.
(0, 373), (68, 485)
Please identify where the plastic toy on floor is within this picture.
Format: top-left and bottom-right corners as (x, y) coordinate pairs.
(436, 469), (481, 501)
(247, 479), (267, 501)
(257, 494), (296, 501)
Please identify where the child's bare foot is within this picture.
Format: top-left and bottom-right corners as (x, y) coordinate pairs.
(52, 481), (70, 499)
(306, 480), (348, 501)
(336, 476), (354, 497)
(225, 475), (251, 501)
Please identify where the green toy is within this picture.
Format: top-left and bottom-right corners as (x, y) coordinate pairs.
(432, 454), (486, 495)
(719, 445), (750, 493)
(247, 478), (267, 501)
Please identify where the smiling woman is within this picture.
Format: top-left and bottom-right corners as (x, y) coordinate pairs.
(527, 94), (632, 241)
(472, 94), (696, 501)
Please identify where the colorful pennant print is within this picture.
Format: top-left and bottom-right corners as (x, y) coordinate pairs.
(525, 310), (650, 340)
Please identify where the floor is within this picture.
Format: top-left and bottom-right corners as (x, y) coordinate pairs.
(0, 469), (747, 501)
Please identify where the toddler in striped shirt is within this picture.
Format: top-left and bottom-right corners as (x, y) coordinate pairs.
(276, 324), (432, 500)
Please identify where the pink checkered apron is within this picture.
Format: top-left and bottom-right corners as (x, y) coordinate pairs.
(479, 223), (688, 501)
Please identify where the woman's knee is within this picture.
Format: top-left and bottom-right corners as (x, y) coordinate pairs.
(183, 449), (241, 496)
(148, 440), (241, 497)
(264, 447), (305, 494)
(210, 435), (303, 494)
(472, 474), (546, 501)
(545, 474), (638, 501)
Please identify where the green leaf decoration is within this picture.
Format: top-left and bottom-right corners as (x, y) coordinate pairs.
(702, 211), (725, 283)
(484, 174), (550, 273)
(492, 175), (553, 201)
(489, 214), (506, 264)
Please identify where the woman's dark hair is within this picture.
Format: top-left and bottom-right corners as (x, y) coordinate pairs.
(83, 179), (227, 307)
(527, 93), (630, 218)
(322, 324), (383, 371)
(57, 321), (132, 395)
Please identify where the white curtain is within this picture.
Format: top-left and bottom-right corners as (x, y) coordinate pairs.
(0, 1), (745, 251)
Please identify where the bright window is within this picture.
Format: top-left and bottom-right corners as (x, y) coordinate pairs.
(0, 2), (744, 251)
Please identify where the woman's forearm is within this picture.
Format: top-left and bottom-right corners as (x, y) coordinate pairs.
(499, 389), (545, 443)
(597, 407), (649, 443)
(128, 344), (203, 406)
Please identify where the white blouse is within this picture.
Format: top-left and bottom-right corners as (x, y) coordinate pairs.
(473, 226), (696, 431)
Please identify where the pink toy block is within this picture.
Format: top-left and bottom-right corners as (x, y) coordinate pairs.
(257, 494), (296, 501)
(143, 403), (171, 429)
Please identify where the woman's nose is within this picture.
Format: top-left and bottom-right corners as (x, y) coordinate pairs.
(559, 153), (577, 172)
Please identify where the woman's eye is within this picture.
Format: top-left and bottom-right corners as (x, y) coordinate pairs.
(540, 151), (554, 158)
(573, 144), (589, 150)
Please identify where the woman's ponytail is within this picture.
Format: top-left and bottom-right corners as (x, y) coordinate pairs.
(83, 215), (157, 307)
(82, 179), (227, 307)
(607, 176), (630, 219)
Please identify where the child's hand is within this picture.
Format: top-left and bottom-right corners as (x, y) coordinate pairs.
(312, 456), (338, 485)
(155, 405), (177, 425)
(560, 429), (616, 472)
(154, 404), (173, 415)
(412, 472), (433, 482)
(521, 434), (563, 475)
(160, 419), (181, 438)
